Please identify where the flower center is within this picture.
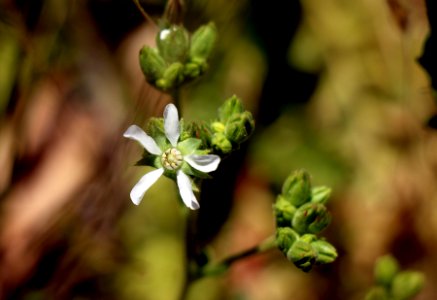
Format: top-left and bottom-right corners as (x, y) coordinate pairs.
(161, 148), (183, 170)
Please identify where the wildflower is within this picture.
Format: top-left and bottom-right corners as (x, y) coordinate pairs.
(123, 104), (220, 210)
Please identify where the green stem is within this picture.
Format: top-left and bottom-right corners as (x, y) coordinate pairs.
(196, 235), (277, 278)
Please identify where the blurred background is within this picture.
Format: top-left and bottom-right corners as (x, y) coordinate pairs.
(0, 0), (436, 299)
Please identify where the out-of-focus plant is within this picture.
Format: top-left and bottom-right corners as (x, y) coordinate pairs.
(365, 255), (425, 300)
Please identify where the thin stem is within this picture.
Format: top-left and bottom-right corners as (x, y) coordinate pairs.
(197, 235), (277, 278)
(132, 0), (158, 29)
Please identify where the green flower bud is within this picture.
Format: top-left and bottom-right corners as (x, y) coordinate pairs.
(276, 227), (299, 253)
(211, 132), (232, 154)
(300, 233), (317, 243)
(156, 25), (190, 63)
(292, 202), (331, 234)
(189, 22), (217, 61)
(282, 169), (312, 207)
(274, 196), (297, 226)
(364, 286), (390, 300)
(183, 62), (202, 79)
(225, 111), (255, 144)
(286, 239), (317, 272)
(211, 121), (225, 133)
(374, 255), (400, 287)
(311, 240), (338, 264)
(391, 271), (425, 300)
(139, 46), (166, 82)
(218, 95), (244, 123)
(311, 186), (332, 204)
(156, 62), (185, 91)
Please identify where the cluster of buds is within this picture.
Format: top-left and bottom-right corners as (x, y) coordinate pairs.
(139, 22), (217, 91)
(274, 170), (337, 272)
(365, 255), (424, 300)
(210, 95), (255, 154)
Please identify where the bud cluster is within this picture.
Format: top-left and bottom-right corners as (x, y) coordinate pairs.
(139, 22), (217, 91)
(365, 255), (424, 300)
(210, 95), (255, 154)
(274, 169), (337, 272)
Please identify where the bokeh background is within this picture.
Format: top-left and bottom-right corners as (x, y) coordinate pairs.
(0, 0), (436, 299)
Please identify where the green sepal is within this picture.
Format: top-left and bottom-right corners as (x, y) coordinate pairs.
(146, 117), (165, 137)
(181, 162), (211, 179)
(292, 202), (331, 234)
(211, 121), (225, 133)
(189, 22), (217, 61)
(139, 46), (166, 82)
(391, 271), (425, 300)
(286, 239), (317, 272)
(225, 111), (255, 144)
(374, 255), (400, 287)
(211, 132), (232, 154)
(274, 195), (297, 227)
(276, 227), (299, 253)
(282, 169), (312, 207)
(156, 62), (185, 91)
(311, 240), (338, 264)
(311, 186), (332, 204)
(156, 25), (190, 63)
(218, 95), (244, 123)
(177, 138), (201, 155)
(135, 153), (161, 169)
(183, 62), (202, 79)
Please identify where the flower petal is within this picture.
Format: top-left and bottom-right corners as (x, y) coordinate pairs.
(176, 171), (200, 210)
(184, 154), (221, 173)
(164, 103), (180, 146)
(130, 168), (164, 205)
(123, 125), (162, 155)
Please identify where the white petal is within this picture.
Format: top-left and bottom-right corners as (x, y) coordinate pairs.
(184, 154), (221, 173)
(123, 125), (162, 155)
(164, 104), (180, 147)
(130, 168), (164, 205)
(176, 171), (200, 210)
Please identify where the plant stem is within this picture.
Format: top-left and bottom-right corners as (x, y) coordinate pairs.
(197, 235), (277, 278)
(132, 0), (158, 28)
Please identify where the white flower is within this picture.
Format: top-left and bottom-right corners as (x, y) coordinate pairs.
(123, 103), (221, 210)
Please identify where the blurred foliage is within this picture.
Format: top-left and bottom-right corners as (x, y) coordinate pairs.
(0, 0), (436, 300)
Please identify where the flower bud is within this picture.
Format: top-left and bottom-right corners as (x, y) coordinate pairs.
(139, 46), (166, 82)
(391, 271), (425, 300)
(211, 121), (225, 133)
(225, 111), (255, 144)
(274, 196), (297, 226)
(364, 286), (390, 300)
(156, 25), (190, 63)
(189, 22), (217, 61)
(311, 240), (338, 264)
(211, 132), (232, 154)
(286, 239), (317, 272)
(183, 62), (202, 79)
(156, 62), (185, 91)
(281, 170), (312, 207)
(311, 186), (332, 204)
(374, 255), (400, 287)
(218, 95), (244, 123)
(292, 202), (331, 234)
(276, 227), (299, 253)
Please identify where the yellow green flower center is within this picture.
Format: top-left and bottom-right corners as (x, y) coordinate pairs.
(161, 148), (183, 170)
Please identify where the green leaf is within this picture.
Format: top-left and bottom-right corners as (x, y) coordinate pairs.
(177, 138), (201, 155)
